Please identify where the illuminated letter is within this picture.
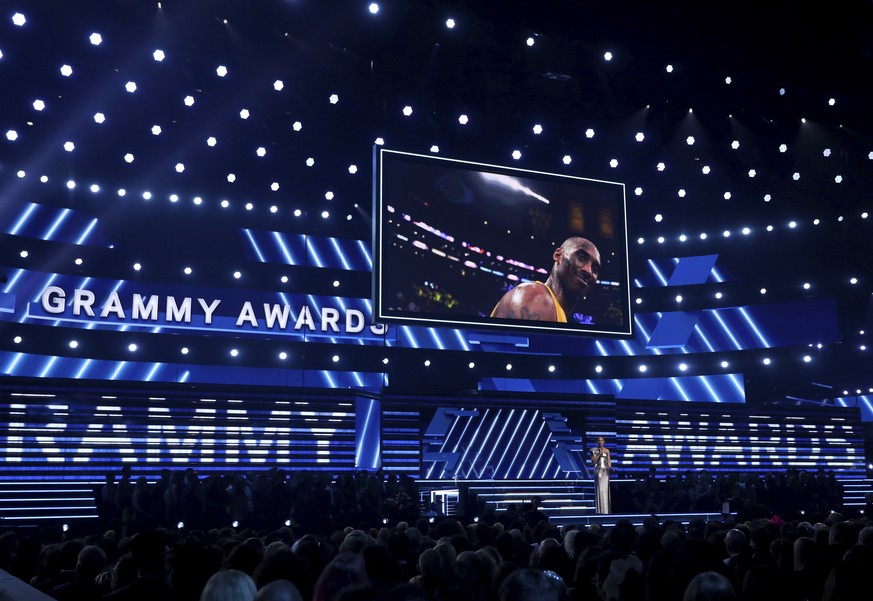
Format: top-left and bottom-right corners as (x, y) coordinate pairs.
(100, 292), (125, 319)
(237, 302), (258, 326)
(294, 306), (316, 331)
(166, 297), (192, 323)
(263, 303), (291, 329)
(132, 295), (159, 321)
(72, 289), (96, 316)
(198, 298), (221, 324)
(321, 308), (340, 332)
(41, 286), (66, 314)
(346, 309), (365, 333)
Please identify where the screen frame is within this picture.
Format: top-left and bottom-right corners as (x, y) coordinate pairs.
(372, 146), (633, 338)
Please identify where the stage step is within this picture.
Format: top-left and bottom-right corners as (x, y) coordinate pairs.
(0, 481), (100, 523)
(839, 478), (873, 511)
(468, 479), (597, 517)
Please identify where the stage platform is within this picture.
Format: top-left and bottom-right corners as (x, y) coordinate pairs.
(418, 478), (723, 527)
(417, 477), (873, 528)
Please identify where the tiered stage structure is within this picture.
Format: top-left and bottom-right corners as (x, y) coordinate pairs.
(1, 380), (868, 527)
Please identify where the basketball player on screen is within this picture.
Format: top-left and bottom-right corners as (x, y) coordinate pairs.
(490, 236), (601, 323)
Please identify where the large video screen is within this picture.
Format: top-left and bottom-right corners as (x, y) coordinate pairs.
(373, 148), (632, 336)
